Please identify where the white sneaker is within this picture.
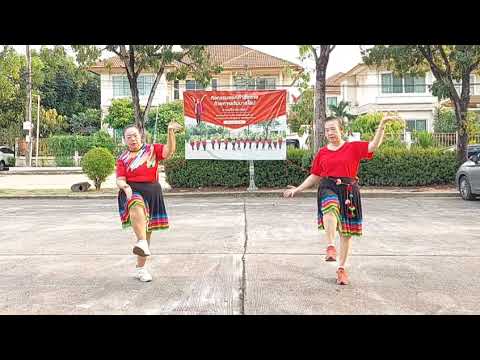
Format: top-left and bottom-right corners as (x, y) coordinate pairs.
(133, 239), (151, 257)
(134, 267), (152, 282)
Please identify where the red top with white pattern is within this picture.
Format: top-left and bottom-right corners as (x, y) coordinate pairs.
(116, 143), (165, 183)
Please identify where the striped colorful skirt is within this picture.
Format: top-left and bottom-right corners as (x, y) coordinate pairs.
(317, 177), (363, 237)
(118, 181), (169, 232)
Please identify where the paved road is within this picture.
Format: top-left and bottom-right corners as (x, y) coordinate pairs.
(0, 196), (479, 314)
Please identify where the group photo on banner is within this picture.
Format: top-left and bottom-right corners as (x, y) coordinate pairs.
(183, 90), (287, 161)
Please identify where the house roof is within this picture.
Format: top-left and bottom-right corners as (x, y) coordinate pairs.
(89, 45), (303, 74)
(441, 95), (480, 109)
(343, 63), (369, 77)
(326, 72), (344, 95)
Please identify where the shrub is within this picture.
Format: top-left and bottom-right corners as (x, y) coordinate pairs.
(90, 130), (116, 154)
(81, 147), (115, 190)
(165, 148), (311, 188)
(104, 99), (134, 129)
(381, 136), (407, 149)
(348, 112), (405, 140)
(413, 131), (436, 149)
(69, 108), (101, 135)
(358, 147), (457, 186)
(434, 107), (480, 138)
(146, 101), (184, 135)
(165, 147), (457, 188)
(47, 130), (117, 166)
(55, 156), (75, 167)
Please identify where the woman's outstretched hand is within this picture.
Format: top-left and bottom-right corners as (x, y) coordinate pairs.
(381, 112), (403, 127)
(283, 185), (297, 198)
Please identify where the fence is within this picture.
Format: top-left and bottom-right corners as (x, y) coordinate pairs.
(14, 138), (53, 157)
(383, 132), (480, 148)
(431, 133), (457, 148)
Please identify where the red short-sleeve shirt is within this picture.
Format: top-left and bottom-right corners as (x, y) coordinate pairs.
(310, 141), (374, 178)
(116, 143), (165, 182)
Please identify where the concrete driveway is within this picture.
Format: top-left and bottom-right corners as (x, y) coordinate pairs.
(0, 196), (478, 314)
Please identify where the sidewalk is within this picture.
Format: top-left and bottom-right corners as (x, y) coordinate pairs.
(4, 167), (84, 175)
(0, 167), (171, 192)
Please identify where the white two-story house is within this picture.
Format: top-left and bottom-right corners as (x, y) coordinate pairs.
(88, 45), (303, 121)
(337, 63), (480, 132)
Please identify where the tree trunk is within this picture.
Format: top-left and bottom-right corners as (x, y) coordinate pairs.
(313, 53), (329, 153)
(121, 46), (146, 140)
(142, 66), (165, 130)
(453, 100), (469, 164)
(127, 77), (144, 137)
(454, 73), (472, 164)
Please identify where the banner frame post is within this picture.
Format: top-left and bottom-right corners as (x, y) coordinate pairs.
(247, 160), (257, 192)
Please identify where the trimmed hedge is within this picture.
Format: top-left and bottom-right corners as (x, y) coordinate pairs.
(47, 131), (116, 157)
(358, 147), (457, 186)
(165, 148), (310, 188)
(165, 147), (458, 188)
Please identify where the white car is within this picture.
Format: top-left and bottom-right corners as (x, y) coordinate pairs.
(0, 146), (15, 171)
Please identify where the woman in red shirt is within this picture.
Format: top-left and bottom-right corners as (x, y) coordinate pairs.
(284, 115), (398, 285)
(116, 121), (182, 282)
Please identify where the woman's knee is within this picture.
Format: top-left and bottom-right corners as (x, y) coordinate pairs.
(129, 205), (146, 222)
(323, 212), (337, 222)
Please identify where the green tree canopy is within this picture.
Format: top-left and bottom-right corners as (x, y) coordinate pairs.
(71, 45), (222, 137)
(35, 46), (100, 118)
(104, 98), (134, 130)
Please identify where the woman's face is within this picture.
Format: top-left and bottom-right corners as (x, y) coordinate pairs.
(324, 120), (342, 144)
(124, 127), (141, 151)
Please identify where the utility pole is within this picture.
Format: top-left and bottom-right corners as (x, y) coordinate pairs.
(25, 45), (33, 167)
(35, 95), (40, 167)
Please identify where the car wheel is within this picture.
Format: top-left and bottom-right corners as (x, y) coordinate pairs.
(0, 161), (5, 171)
(459, 176), (475, 200)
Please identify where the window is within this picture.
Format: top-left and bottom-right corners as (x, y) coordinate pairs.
(186, 80), (205, 91)
(113, 75), (130, 97)
(404, 75), (426, 93)
(234, 77), (276, 90)
(381, 73), (426, 94)
(113, 75), (154, 97)
(405, 119), (427, 132)
(234, 78), (255, 90)
(211, 79), (218, 91)
(174, 80), (179, 100)
(454, 75), (475, 95)
(137, 75), (154, 96)
(326, 97), (337, 107)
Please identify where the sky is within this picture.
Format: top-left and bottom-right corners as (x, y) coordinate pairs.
(246, 45), (364, 78)
(10, 45), (365, 79)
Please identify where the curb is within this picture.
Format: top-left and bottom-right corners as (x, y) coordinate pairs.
(0, 191), (459, 200)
